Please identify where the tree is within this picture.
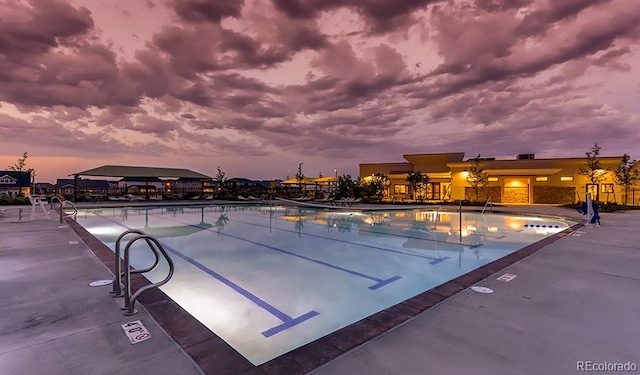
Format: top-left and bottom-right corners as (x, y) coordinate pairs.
(579, 143), (608, 185)
(7, 152), (34, 173)
(7, 152), (35, 196)
(468, 154), (489, 202)
(295, 163), (305, 192)
(215, 166), (226, 197)
(337, 174), (354, 198)
(613, 154), (640, 205)
(366, 173), (389, 200)
(215, 166), (226, 184)
(406, 171), (430, 200)
(352, 177), (364, 198)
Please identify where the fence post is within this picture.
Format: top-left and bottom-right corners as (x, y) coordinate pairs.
(459, 200), (463, 243)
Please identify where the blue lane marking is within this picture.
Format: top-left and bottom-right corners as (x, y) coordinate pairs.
(428, 257), (449, 265)
(369, 275), (403, 290)
(228, 216), (448, 263)
(148, 213), (403, 289)
(261, 311), (320, 338)
(92, 213), (318, 338)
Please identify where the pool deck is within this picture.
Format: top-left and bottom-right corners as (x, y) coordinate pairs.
(1, 202), (639, 374)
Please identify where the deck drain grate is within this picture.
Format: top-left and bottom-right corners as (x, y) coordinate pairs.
(470, 286), (494, 294)
(89, 279), (113, 287)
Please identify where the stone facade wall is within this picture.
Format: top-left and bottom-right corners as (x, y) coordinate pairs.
(503, 187), (529, 203)
(464, 187), (501, 203)
(533, 186), (576, 204)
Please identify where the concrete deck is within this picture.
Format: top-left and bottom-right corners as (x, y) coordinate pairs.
(0, 205), (203, 375)
(1, 203), (638, 374)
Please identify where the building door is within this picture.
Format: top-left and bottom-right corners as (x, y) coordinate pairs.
(503, 178), (530, 203)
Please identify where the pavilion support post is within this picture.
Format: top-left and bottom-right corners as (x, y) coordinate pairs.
(73, 175), (78, 203)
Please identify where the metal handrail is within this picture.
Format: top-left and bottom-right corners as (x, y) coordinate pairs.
(111, 229), (160, 297)
(50, 196), (78, 223)
(122, 234), (174, 315)
(50, 196), (64, 223)
(481, 195), (493, 214)
(60, 200), (78, 221)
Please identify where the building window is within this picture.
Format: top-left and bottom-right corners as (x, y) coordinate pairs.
(0, 177), (16, 184)
(535, 177), (548, 182)
(560, 176), (574, 182)
(601, 184), (614, 193)
(394, 185), (409, 194)
(487, 177), (498, 182)
(425, 183), (441, 200)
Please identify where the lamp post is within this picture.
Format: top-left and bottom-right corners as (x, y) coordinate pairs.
(334, 169), (337, 178)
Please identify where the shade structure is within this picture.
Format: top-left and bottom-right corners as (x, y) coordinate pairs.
(281, 177), (318, 185)
(72, 165), (211, 179)
(313, 176), (339, 185)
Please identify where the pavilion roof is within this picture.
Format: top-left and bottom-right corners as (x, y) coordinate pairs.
(72, 165), (211, 179)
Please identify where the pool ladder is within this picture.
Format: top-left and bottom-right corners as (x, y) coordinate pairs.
(110, 229), (175, 315)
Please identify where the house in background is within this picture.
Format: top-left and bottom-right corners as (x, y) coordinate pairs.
(361, 152), (639, 205)
(118, 177), (164, 195)
(225, 178), (270, 190)
(173, 177), (215, 196)
(34, 182), (56, 195)
(0, 171), (31, 197)
(56, 178), (115, 199)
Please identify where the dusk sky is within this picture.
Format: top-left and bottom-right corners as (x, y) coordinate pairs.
(1, 0), (639, 183)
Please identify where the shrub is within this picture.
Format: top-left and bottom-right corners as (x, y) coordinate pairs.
(0, 196), (30, 205)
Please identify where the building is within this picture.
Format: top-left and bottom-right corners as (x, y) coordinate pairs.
(118, 177), (164, 195)
(0, 171), (31, 197)
(172, 177), (215, 196)
(34, 182), (56, 195)
(225, 178), (270, 190)
(360, 152), (640, 205)
(56, 178), (116, 199)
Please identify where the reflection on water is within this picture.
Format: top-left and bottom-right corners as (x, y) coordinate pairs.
(270, 207), (573, 265)
(214, 213), (229, 233)
(76, 204), (576, 366)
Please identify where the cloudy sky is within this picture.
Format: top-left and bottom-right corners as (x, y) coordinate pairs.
(1, 0), (639, 183)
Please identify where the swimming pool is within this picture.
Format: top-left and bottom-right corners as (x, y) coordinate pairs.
(76, 205), (576, 365)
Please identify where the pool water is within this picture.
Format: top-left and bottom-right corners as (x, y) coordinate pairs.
(76, 205), (575, 365)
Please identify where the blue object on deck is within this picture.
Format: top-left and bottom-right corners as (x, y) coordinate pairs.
(579, 201), (601, 224)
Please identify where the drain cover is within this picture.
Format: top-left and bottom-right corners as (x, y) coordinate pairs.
(471, 286), (494, 294)
(89, 279), (113, 287)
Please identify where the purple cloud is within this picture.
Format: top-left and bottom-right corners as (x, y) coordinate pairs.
(0, 0), (638, 182)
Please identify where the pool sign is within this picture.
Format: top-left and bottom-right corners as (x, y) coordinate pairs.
(497, 273), (517, 282)
(122, 320), (151, 344)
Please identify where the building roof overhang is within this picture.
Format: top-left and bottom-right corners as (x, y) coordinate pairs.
(388, 172), (452, 179)
(483, 168), (562, 176)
